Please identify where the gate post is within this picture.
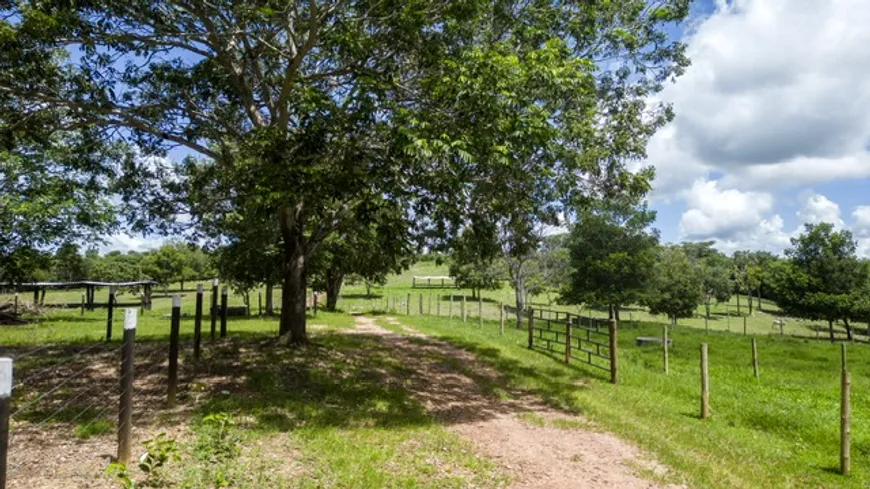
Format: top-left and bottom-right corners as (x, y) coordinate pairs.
(527, 308), (535, 349)
(609, 319), (618, 384)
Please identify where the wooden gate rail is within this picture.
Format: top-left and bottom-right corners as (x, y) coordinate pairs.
(521, 308), (617, 381)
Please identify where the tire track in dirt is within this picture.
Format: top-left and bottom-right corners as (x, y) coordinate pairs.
(351, 315), (684, 489)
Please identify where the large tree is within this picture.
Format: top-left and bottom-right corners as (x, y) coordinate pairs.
(562, 198), (659, 321)
(769, 223), (868, 341)
(2, 0), (690, 342)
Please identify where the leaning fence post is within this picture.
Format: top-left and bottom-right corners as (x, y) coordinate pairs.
(527, 308), (535, 349)
(194, 285), (203, 362)
(106, 286), (116, 342)
(168, 294), (181, 408)
(220, 286), (228, 339)
(210, 279), (219, 342)
(118, 309), (137, 463)
(700, 343), (710, 419)
(663, 323), (669, 374)
(610, 319), (619, 384)
(751, 338), (759, 379)
(841, 343), (851, 475)
(0, 357), (12, 489)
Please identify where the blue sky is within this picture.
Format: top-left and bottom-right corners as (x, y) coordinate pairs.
(105, 0), (870, 257)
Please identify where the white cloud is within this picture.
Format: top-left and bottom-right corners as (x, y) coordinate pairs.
(796, 192), (844, 229)
(99, 234), (163, 254)
(852, 206), (870, 237)
(647, 0), (870, 197)
(678, 180), (773, 238)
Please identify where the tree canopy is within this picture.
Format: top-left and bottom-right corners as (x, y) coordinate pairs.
(562, 198), (659, 319)
(768, 223), (869, 341)
(1, 0), (690, 342)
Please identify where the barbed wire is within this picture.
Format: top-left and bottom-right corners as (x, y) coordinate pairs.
(13, 340), (112, 390)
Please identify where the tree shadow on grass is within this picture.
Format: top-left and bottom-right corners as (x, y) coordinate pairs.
(193, 332), (434, 433)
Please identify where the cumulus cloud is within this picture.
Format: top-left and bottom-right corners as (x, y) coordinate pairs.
(647, 0), (870, 196)
(852, 206), (870, 236)
(678, 180), (773, 239)
(99, 234), (163, 254)
(796, 192), (844, 229)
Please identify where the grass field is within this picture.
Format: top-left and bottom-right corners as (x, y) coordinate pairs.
(2, 262), (868, 488)
(390, 314), (868, 488)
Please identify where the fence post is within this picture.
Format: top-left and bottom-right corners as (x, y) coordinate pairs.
(313, 292), (318, 316)
(700, 343), (710, 419)
(449, 295), (454, 320)
(406, 293), (411, 315)
(258, 292), (262, 317)
(428, 293), (432, 316)
(81, 292), (85, 316)
(220, 287), (228, 339)
(437, 296), (441, 316)
(527, 308), (535, 349)
(210, 279), (219, 343)
(118, 309), (137, 463)
(841, 343), (851, 475)
(462, 295), (467, 323)
(610, 319), (619, 384)
(106, 286), (116, 342)
(419, 294), (423, 315)
(0, 357), (11, 489)
(194, 285), (203, 362)
(565, 314), (572, 364)
(704, 314), (708, 334)
(12, 294), (17, 316)
(663, 323), (669, 374)
(751, 338), (759, 379)
(499, 302), (505, 336)
(168, 294), (181, 408)
(743, 316), (747, 335)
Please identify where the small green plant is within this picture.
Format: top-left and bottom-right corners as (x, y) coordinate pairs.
(105, 462), (135, 489)
(139, 433), (180, 474)
(195, 412), (241, 463)
(76, 418), (113, 439)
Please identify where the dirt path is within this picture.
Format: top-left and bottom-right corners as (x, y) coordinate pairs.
(352, 315), (683, 489)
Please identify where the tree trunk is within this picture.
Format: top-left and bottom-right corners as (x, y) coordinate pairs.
(365, 280), (372, 298)
(844, 318), (853, 341)
(705, 300), (711, 319)
(278, 206), (308, 344)
(828, 319), (835, 343)
(614, 305), (621, 322)
(514, 282), (526, 330)
(180, 280), (184, 292)
(608, 304), (614, 320)
(265, 283), (274, 315)
(325, 268), (343, 311)
(747, 290), (753, 315)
